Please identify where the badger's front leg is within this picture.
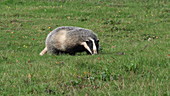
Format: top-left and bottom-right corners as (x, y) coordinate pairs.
(39, 47), (47, 56)
(69, 52), (76, 55)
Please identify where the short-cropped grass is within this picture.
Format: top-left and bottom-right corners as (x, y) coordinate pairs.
(0, 0), (169, 95)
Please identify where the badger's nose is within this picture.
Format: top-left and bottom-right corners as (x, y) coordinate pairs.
(93, 50), (97, 55)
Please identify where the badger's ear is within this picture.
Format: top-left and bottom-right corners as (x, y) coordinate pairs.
(97, 39), (99, 42)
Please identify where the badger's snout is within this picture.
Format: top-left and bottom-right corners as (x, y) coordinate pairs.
(86, 37), (99, 55)
(93, 50), (97, 54)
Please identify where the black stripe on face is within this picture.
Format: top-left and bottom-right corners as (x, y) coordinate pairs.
(86, 40), (93, 54)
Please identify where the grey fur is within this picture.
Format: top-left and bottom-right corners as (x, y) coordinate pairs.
(41, 26), (99, 55)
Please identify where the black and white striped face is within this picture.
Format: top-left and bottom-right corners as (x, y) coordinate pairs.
(86, 38), (99, 55)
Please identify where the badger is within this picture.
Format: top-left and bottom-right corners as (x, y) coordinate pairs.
(39, 26), (99, 56)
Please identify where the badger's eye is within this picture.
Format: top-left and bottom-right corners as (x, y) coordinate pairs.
(87, 41), (93, 45)
(86, 41), (93, 49)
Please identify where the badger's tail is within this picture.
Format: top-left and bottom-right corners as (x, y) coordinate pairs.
(39, 47), (47, 56)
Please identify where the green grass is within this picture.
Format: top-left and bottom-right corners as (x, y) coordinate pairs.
(0, 0), (170, 95)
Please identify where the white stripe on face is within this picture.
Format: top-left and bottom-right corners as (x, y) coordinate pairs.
(80, 42), (93, 55)
(88, 37), (97, 54)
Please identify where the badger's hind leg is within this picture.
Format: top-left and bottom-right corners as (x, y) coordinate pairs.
(39, 47), (47, 56)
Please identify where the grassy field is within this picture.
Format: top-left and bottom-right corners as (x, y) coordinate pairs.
(0, 0), (170, 95)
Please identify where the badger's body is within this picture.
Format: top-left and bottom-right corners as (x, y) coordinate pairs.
(40, 26), (99, 56)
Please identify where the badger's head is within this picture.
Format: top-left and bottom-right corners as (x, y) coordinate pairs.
(81, 37), (99, 55)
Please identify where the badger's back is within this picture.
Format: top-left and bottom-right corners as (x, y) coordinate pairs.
(44, 26), (99, 55)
